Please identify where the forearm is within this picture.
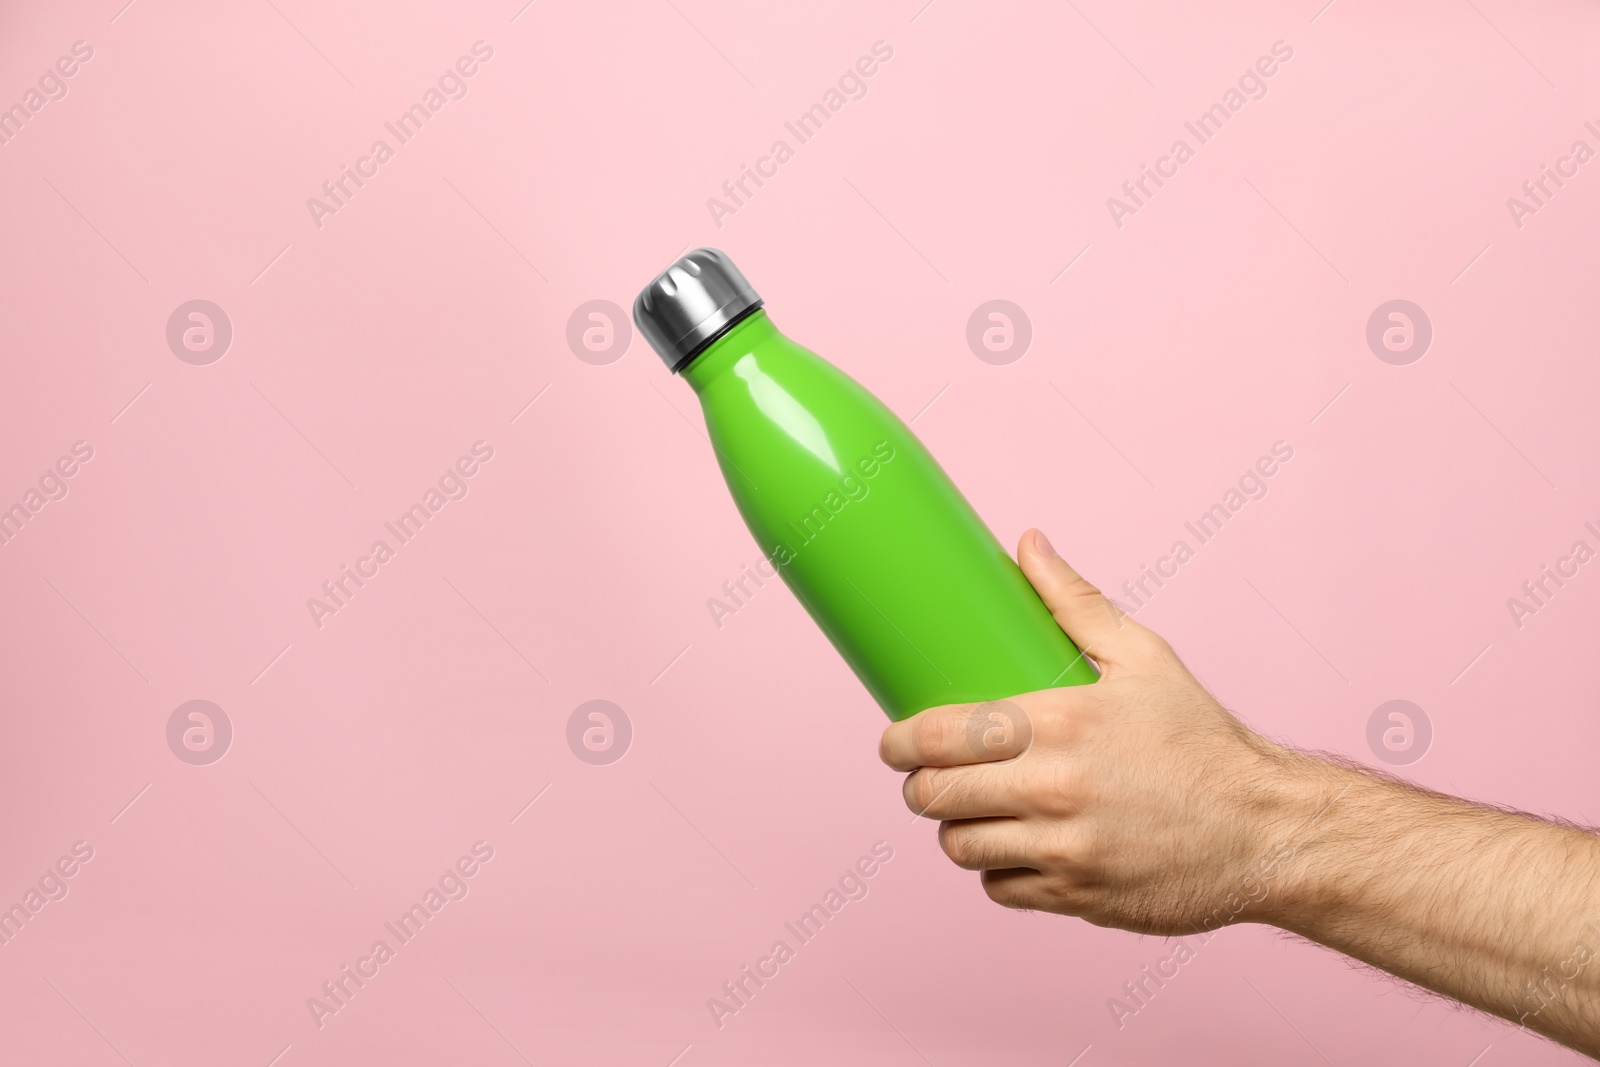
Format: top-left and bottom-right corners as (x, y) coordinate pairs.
(1268, 752), (1600, 1055)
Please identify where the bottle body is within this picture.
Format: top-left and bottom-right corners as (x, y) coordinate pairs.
(683, 309), (1097, 721)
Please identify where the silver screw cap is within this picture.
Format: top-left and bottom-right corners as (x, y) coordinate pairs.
(633, 248), (762, 372)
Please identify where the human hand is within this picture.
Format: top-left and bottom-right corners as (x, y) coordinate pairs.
(882, 530), (1600, 1057)
(879, 529), (1332, 936)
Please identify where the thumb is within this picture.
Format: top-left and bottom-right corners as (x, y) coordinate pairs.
(1019, 529), (1147, 675)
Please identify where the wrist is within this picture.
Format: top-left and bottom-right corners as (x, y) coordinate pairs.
(1238, 744), (1367, 932)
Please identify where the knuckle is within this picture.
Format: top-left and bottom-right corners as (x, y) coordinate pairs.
(911, 709), (948, 761)
(968, 700), (1032, 759)
(981, 873), (1021, 908)
(902, 771), (925, 813)
(1042, 876), (1093, 916)
(1130, 625), (1180, 665)
(1028, 702), (1073, 741)
(937, 822), (965, 864)
(1067, 574), (1105, 601)
(1035, 778), (1079, 819)
(1039, 825), (1100, 872)
(982, 869), (1053, 912)
(907, 768), (946, 816)
(932, 770), (969, 815)
(1031, 689), (1103, 736)
(938, 822), (983, 870)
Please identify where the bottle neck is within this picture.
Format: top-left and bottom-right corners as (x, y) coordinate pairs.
(679, 309), (777, 395)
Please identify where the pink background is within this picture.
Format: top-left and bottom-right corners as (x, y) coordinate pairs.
(2, 0), (1597, 1063)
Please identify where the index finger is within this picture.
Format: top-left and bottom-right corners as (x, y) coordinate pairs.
(879, 699), (1033, 772)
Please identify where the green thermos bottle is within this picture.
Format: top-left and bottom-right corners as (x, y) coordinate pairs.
(634, 248), (1098, 721)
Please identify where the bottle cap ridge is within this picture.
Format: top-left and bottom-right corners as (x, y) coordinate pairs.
(633, 248), (763, 372)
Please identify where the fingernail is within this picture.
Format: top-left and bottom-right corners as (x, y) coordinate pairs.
(1034, 531), (1057, 559)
